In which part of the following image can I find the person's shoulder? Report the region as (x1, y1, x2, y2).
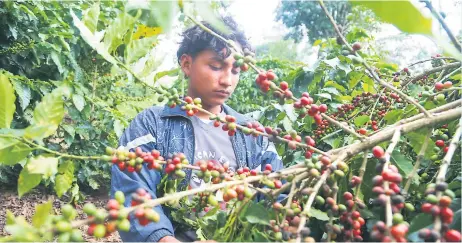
(134, 104, 167, 122)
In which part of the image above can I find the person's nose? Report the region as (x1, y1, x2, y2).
(218, 70, 233, 87)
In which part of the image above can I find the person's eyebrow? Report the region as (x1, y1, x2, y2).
(208, 55, 224, 62)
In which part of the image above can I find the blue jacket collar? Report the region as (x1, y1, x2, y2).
(160, 103, 252, 125)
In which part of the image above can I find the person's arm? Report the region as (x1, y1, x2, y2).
(110, 108, 177, 242)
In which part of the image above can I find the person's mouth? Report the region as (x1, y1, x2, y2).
(214, 90, 230, 97)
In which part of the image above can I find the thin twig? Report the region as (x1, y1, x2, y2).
(401, 62, 461, 87)
(423, 0, 462, 52)
(433, 122, 461, 242)
(382, 128, 402, 230)
(318, 0, 432, 117)
(403, 129, 432, 197)
(408, 57, 458, 67)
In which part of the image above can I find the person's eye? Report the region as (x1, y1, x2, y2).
(209, 65, 221, 71)
(232, 69, 240, 75)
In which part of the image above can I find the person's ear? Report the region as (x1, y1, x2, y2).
(180, 54, 192, 78)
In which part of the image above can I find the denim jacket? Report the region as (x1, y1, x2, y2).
(110, 103, 283, 242)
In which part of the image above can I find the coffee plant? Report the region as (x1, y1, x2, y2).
(1, 0, 461, 242)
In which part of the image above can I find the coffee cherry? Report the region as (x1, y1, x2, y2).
(358, 128, 367, 135)
(279, 81, 289, 91)
(443, 81, 453, 89)
(435, 140, 445, 147)
(117, 219, 131, 232)
(56, 221, 72, 233)
(61, 204, 77, 220)
(107, 199, 120, 210)
(445, 229, 461, 242)
(435, 82, 444, 91)
(83, 203, 97, 216)
(93, 224, 106, 238)
(319, 104, 328, 113)
(352, 42, 361, 51)
(343, 192, 353, 201)
(372, 146, 385, 158)
(265, 164, 272, 171)
(266, 71, 277, 81)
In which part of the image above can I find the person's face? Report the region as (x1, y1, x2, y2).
(180, 48, 241, 110)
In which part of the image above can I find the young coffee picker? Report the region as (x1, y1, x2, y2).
(110, 16, 283, 242)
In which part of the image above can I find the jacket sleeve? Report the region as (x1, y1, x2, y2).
(110, 109, 174, 242)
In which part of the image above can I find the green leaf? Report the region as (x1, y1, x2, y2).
(194, 2, 230, 36)
(50, 51, 66, 74)
(408, 213, 432, 234)
(351, 1, 433, 35)
(70, 10, 118, 65)
(126, 36, 157, 64)
(384, 110, 404, 124)
(406, 129, 436, 159)
(18, 167, 42, 198)
(360, 159, 377, 203)
(324, 80, 346, 93)
(0, 137, 18, 150)
(72, 94, 85, 112)
(0, 73, 16, 129)
(390, 151, 417, 184)
(309, 208, 329, 221)
(242, 203, 270, 225)
(103, 12, 138, 54)
(82, 3, 100, 33)
(313, 39, 322, 46)
(354, 115, 370, 127)
(32, 201, 52, 228)
(322, 87, 340, 96)
(25, 89, 64, 140)
(55, 160, 75, 197)
(362, 78, 376, 94)
(0, 142, 31, 166)
(11, 79, 31, 111)
(348, 72, 363, 90)
(252, 230, 269, 242)
(26, 156, 58, 179)
(315, 93, 332, 100)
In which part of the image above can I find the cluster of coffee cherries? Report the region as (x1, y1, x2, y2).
(212, 114, 239, 136)
(154, 87, 180, 108)
(369, 146, 411, 242)
(271, 200, 313, 242)
(194, 160, 233, 184)
(313, 91, 399, 138)
(233, 51, 255, 73)
(327, 192, 367, 242)
(255, 69, 279, 93)
(293, 92, 328, 125)
(83, 191, 131, 239)
(419, 183, 460, 242)
(102, 147, 164, 173)
(163, 153, 191, 178)
(434, 81, 453, 91)
(181, 96, 202, 116)
(129, 189, 161, 226)
(391, 67, 411, 83)
(50, 205, 84, 242)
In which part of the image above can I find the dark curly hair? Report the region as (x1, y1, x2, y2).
(176, 16, 253, 63)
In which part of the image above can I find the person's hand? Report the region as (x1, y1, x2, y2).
(193, 240, 216, 243)
(159, 236, 181, 242)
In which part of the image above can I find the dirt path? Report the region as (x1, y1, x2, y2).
(0, 188, 121, 242)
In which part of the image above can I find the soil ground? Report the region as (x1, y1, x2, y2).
(0, 187, 121, 242)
